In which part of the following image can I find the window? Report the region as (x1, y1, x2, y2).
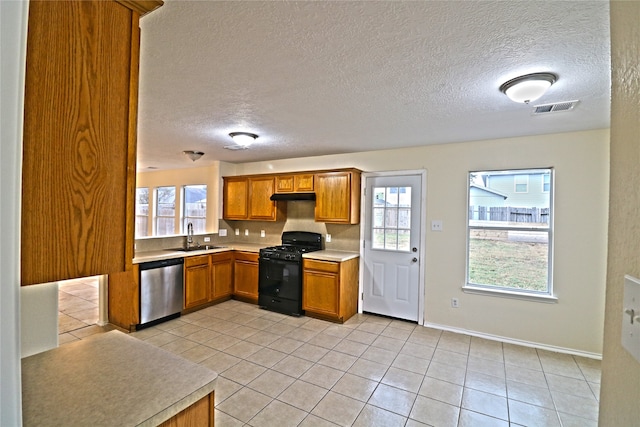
(183, 185, 207, 233)
(372, 186, 412, 251)
(514, 175, 528, 193)
(135, 188, 149, 237)
(467, 168, 553, 297)
(155, 186, 176, 236)
(543, 173, 550, 192)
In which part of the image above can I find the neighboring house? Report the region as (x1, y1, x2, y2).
(469, 185, 507, 220)
(482, 170, 551, 208)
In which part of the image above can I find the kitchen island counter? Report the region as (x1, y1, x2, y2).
(22, 330, 217, 426)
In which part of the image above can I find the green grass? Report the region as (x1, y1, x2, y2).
(468, 238, 548, 292)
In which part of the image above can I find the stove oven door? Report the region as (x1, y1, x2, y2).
(258, 257, 303, 315)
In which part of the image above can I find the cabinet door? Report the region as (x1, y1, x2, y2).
(248, 176, 277, 220)
(184, 256, 210, 309)
(223, 177, 249, 220)
(275, 175, 295, 193)
(303, 268, 340, 317)
(21, 1, 141, 285)
(211, 253, 233, 300)
(315, 172, 352, 223)
(233, 252, 259, 303)
(294, 174, 314, 192)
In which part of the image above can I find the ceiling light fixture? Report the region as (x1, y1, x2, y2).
(500, 72, 557, 104)
(229, 132, 258, 147)
(183, 150, 204, 161)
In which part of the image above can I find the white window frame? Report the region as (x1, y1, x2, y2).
(155, 186, 176, 236)
(464, 168, 556, 303)
(135, 187, 149, 238)
(182, 184, 207, 234)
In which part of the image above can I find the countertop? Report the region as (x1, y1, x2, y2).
(303, 250, 359, 262)
(134, 244, 359, 264)
(21, 330, 217, 427)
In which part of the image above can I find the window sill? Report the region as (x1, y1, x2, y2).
(462, 285, 558, 303)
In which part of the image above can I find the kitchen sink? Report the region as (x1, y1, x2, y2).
(166, 246, 225, 252)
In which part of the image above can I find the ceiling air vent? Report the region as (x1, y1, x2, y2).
(533, 100, 580, 115)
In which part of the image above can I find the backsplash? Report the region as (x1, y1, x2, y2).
(135, 200, 360, 253)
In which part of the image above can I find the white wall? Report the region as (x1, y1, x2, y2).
(231, 129, 609, 355)
(136, 162, 221, 235)
(0, 0, 28, 423)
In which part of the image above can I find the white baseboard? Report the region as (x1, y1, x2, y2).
(424, 322, 602, 360)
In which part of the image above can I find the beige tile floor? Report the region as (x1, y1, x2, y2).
(60, 296, 601, 427)
(58, 277, 100, 343)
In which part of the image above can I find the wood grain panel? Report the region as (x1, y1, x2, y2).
(248, 176, 277, 220)
(222, 177, 248, 219)
(22, 1, 134, 285)
(157, 392, 214, 427)
(107, 264, 140, 331)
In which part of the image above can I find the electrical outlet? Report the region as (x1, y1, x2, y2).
(451, 298, 459, 308)
(431, 220, 443, 232)
(260, 230, 266, 238)
(219, 229, 227, 237)
(235, 229, 240, 236)
(244, 229, 249, 236)
(326, 234, 332, 243)
(203, 237, 211, 242)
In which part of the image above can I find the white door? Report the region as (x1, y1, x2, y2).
(362, 174, 422, 322)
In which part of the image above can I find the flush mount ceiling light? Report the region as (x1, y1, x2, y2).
(500, 72, 557, 104)
(182, 150, 204, 161)
(229, 132, 258, 147)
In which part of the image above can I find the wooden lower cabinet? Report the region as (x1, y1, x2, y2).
(302, 257, 359, 323)
(184, 255, 211, 309)
(184, 252, 234, 310)
(157, 392, 215, 427)
(233, 251, 259, 304)
(211, 252, 233, 301)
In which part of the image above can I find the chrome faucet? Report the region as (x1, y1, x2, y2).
(186, 222, 194, 248)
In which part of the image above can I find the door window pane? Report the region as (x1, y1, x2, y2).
(371, 186, 412, 251)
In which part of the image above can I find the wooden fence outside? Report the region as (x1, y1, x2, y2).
(469, 206, 550, 224)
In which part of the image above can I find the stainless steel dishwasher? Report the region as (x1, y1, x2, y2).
(138, 258, 184, 328)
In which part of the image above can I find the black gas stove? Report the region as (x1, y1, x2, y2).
(259, 231, 323, 261)
(258, 231, 322, 316)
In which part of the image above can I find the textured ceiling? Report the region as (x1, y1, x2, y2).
(137, 0, 610, 171)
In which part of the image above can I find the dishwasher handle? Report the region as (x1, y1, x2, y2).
(139, 257, 184, 271)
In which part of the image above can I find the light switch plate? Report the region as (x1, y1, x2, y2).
(622, 275, 640, 362)
(260, 230, 265, 238)
(203, 237, 211, 242)
(235, 229, 240, 236)
(431, 220, 443, 232)
(219, 229, 227, 237)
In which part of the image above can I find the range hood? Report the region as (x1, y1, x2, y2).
(270, 192, 316, 202)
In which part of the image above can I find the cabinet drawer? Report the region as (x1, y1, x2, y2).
(303, 259, 340, 273)
(185, 255, 209, 267)
(234, 251, 259, 263)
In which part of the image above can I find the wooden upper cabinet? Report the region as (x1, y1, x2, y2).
(223, 176, 285, 221)
(21, 0, 161, 286)
(315, 170, 361, 224)
(223, 177, 249, 220)
(248, 176, 278, 220)
(275, 174, 314, 193)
